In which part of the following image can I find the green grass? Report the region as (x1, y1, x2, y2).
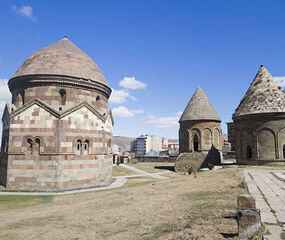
(142, 223, 179, 240)
(0, 195, 54, 209)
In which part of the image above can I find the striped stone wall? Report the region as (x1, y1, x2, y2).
(1, 99, 113, 191)
(12, 85, 108, 114)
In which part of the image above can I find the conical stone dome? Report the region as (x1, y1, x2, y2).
(233, 65, 285, 118)
(10, 37, 109, 87)
(179, 87, 221, 122)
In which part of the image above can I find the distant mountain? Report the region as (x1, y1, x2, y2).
(113, 136, 136, 151)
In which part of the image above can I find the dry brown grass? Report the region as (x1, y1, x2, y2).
(0, 166, 247, 240)
(112, 165, 137, 176)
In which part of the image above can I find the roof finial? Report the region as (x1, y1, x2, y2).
(64, 35, 67, 39)
(260, 64, 264, 68)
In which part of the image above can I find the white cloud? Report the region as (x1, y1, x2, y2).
(112, 106, 143, 118)
(147, 111, 182, 130)
(273, 77, 285, 87)
(12, 5, 37, 22)
(0, 79, 11, 101)
(119, 77, 147, 90)
(0, 79, 10, 117)
(109, 88, 137, 104)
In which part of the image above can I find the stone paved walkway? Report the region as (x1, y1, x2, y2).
(244, 169, 285, 240)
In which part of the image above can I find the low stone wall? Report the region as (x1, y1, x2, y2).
(223, 151, 236, 160)
(136, 156, 177, 162)
(175, 150, 221, 172)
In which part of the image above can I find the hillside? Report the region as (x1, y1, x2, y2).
(113, 136, 136, 151)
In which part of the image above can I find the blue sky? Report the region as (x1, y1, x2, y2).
(1, 0, 285, 139)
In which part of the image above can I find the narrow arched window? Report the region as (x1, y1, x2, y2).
(77, 140, 82, 150)
(83, 140, 89, 155)
(27, 138, 33, 155)
(283, 145, 285, 159)
(59, 89, 66, 105)
(76, 139, 82, 155)
(247, 145, 252, 159)
(35, 138, 41, 155)
(193, 134, 199, 152)
(96, 95, 100, 102)
(84, 140, 89, 150)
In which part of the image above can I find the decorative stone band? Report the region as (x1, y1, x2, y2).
(8, 74, 112, 99)
(8, 98, 114, 125)
(232, 111, 285, 122)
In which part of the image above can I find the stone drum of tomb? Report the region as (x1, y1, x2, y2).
(233, 65, 285, 165)
(0, 37, 114, 191)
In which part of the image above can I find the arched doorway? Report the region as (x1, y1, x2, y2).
(247, 145, 252, 159)
(193, 134, 199, 152)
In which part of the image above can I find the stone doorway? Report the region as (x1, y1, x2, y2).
(193, 134, 199, 152)
(247, 145, 252, 159)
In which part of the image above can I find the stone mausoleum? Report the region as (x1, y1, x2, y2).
(176, 87, 222, 171)
(233, 65, 285, 165)
(0, 37, 114, 191)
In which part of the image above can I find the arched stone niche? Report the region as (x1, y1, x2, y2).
(190, 129, 201, 152)
(277, 128, 285, 159)
(202, 128, 212, 150)
(213, 128, 220, 149)
(257, 128, 275, 159)
(241, 129, 256, 159)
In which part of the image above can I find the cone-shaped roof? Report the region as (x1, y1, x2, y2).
(233, 65, 285, 118)
(179, 87, 221, 122)
(10, 37, 109, 86)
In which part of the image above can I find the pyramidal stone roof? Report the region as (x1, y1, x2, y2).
(179, 87, 221, 122)
(233, 65, 285, 118)
(10, 37, 109, 86)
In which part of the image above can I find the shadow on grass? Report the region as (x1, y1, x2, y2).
(221, 214, 238, 238)
(220, 233, 238, 238)
(154, 166, 175, 172)
(224, 215, 237, 220)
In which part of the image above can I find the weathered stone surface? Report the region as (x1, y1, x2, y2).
(179, 87, 221, 122)
(178, 87, 222, 171)
(234, 65, 285, 117)
(11, 37, 109, 86)
(231, 65, 285, 165)
(238, 209, 262, 240)
(237, 194, 256, 209)
(0, 38, 114, 192)
(175, 151, 221, 172)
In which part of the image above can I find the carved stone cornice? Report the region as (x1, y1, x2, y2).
(8, 74, 112, 98)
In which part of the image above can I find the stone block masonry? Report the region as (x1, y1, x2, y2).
(0, 37, 114, 191)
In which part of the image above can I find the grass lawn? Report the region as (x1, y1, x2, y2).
(127, 162, 175, 173)
(0, 165, 247, 240)
(112, 165, 137, 176)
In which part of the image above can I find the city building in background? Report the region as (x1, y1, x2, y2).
(162, 138, 169, 149)
(130, 135, 178, 157)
